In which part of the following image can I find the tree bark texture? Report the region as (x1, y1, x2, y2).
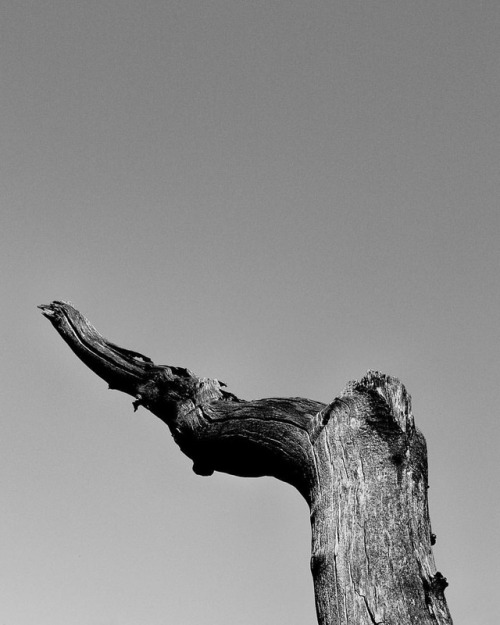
(39, 301, 453, 625)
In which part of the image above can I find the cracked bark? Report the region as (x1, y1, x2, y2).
(39, 301, 453, 625)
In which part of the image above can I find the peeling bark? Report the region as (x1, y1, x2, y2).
(39, 301, 453, 625)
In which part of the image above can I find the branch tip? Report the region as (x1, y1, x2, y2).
(38, 303, 56, 318)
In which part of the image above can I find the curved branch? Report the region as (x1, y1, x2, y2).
(39, 301, 159, 393)
(38, 302, 321, 490)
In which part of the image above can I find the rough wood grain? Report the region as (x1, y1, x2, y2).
(39, 301, 453, 625)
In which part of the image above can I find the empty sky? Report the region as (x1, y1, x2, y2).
(1, 1, 499, 623)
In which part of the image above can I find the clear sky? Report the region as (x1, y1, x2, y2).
(1, 1, 498, 623)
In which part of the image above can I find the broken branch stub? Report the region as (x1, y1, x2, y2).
(39, 301, 453, 625)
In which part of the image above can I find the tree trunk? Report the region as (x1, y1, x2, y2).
(39, 301, 453, 625)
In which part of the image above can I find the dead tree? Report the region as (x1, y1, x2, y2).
(39, 301, 453, 625)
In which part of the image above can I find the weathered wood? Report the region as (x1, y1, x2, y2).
(39, 301, 453, 625)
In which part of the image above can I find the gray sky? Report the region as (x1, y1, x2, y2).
(1, 1, 498, 623)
